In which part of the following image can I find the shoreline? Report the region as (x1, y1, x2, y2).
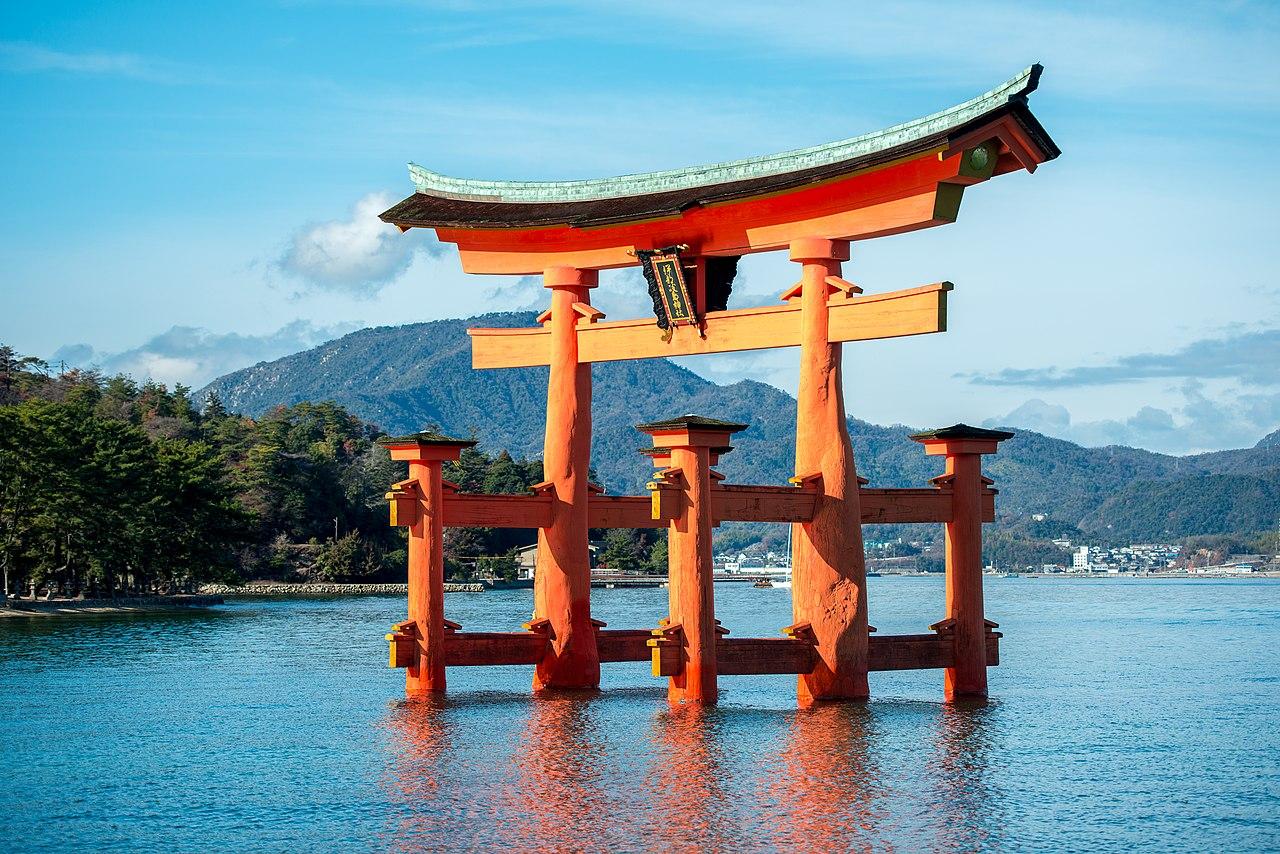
(198, 582, 486, 596)
(1, 594, 225, 618)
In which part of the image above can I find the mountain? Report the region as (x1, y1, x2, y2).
(1258, 428, 1280, 449)
(201, 313, 1280, 541)
(1081, 469, 1280, 541)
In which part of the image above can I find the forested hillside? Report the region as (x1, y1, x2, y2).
(0, 345, 557, 597)
(201, 314, 1280, 544)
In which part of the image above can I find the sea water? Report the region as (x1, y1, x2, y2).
(2, 577, 1277, 852)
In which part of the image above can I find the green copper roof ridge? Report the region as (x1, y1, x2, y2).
(407, 65, 1042, 204)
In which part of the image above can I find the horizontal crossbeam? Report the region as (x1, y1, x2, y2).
(468, 283, 950, 369)
(433, 485, 994, 530)
(433, 629, 999, 673)
(650, 633, 1000, 676)
(867, 632, 1000, 670)
(444, 631, 547, 666)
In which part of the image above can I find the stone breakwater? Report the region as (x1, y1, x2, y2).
(2, 594, 224, 617)
(198, 583, 485, 595)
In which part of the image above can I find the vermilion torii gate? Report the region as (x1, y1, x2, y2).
(379, 66, 1058, 705)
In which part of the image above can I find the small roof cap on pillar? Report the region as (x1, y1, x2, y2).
(909, 423, 1015, 443)
(636, 414, 749, 433)
(377, 429, 478, 448)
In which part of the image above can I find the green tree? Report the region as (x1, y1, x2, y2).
(647, 532, 668, 574)
(598, 528, 649, 572)
(476, 552, 519, 582)
(311, 532, 381, 581)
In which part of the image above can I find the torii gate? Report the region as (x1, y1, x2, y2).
(379, 66, 1058, 705)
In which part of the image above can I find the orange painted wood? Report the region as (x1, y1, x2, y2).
(442, 493, 553, 528)
(650, 640, 683, 677)
(586, 495, 664, 529)
(789, 239, 870, 704)
(649, 633, 997, 676)
(430, 629, 1000, 671)
(712, 486, 817, 524)
(596, 628, 654, 662)
(532, 271, 601, 689)
(386, 630, 415, 668)
(444, 631, 548, 666)
(468, 283, 950, 369)
(858, 488, 951, 523)
(388, 490, 418, 527)
(866, 633, 1000, 671)
(666, 444, 718, 704)
(436, 145, 977, 274)
(406, 458, 447, 695)
(716, 638, 817, 676)
(940, 451, 988, 700)
(857, 488, 994, 523)
(431, 485, 992, 531)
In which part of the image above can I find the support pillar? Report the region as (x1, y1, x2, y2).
(787, 237, 869, 703)
(380, 432, 475, 696)
(639, 415, 747, 705)
(533, 266, 601, 690)
(911, 424, 1013, 701)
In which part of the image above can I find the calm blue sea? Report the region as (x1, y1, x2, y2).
(2, 578, 1278, 852)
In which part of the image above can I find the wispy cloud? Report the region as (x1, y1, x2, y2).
(965, 329, 1280, 389)
(277, 192, 443, 297)
(0, 41, 180, 82)
(482, 275, 545, 312)
(52, 320, 360, 389)
(986, 380, 1280, 454)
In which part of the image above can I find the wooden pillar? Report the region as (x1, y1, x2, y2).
(533, 266, 601, 690)
(380, 432, 475, 696)
(911, 425, 1013, 700)
(787, 237, 869, 704)
(639, 415, 747, 705)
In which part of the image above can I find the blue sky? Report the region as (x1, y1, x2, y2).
(2, 1, 1278, 453)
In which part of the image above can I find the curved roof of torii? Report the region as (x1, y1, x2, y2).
(381, 65, 1058, 232)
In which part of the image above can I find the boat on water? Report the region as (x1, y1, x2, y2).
(866, 571, 882, 577)
(753, 578, 774, 588)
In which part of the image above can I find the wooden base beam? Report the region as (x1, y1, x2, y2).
(648, 632, 1001, 678)
(389, 627, 1002, 677)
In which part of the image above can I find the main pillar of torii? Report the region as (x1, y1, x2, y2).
(531, 266, 601, 690)
(787, 237, 870, 703)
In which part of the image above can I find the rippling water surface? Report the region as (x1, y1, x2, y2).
(3, 578, 1278, 852)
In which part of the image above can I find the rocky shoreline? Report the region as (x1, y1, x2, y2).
(1, 594, 225, 617)
(197, 582, 485, 596)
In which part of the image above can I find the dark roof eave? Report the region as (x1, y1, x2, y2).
(637, 415, 750, 433)
(909, 424, 1016, 443)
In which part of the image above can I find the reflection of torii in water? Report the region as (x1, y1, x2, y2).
(378, 65, 1058, 706)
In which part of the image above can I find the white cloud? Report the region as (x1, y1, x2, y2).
(965, 328, 1280, 389)
(481, 275, 545, 313)
(987, 385, 1280, 454)
(0, 41, 177, 82)
(278, 192, 441, 296)
(53, 320, 360, 389)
